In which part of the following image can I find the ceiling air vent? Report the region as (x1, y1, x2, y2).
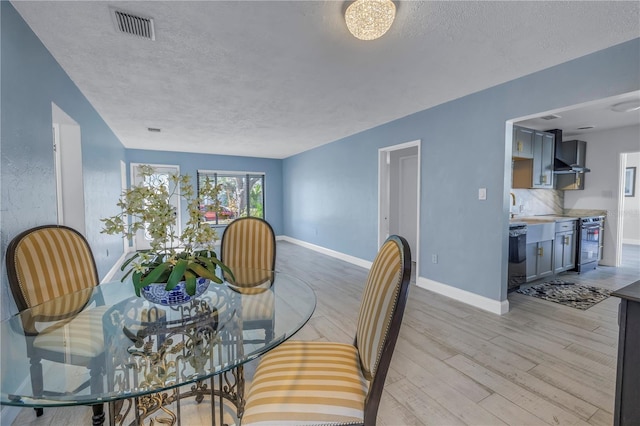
(111, 9, 155, 40)
(539, 114, 562, 121)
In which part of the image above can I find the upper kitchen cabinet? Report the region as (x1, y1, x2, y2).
(532, 131, 555, 188)
(513, 126, 534, 159)
(512, 126, 555, 189)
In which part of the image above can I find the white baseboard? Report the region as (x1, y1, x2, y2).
(101, 250, 131, 283)
(416, 277, 509, 315)
(277, 236, 373, 270)
(278, 236, 508, 315)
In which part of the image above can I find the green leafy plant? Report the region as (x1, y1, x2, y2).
(101, 165, 233, 296)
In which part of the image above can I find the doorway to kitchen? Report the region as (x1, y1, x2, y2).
(52, 103, 85, 234)
(378, 140, 421, 282)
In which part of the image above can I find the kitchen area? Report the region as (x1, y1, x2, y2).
(505, 91, 640, 293)
(504, 94, 640, 426)
(507, 125, 607, 292)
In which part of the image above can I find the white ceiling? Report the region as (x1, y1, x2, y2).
(11, 1, 640, 159)
(516, 91, 640, 138)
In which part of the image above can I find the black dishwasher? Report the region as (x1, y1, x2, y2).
(508, 224, 527, 292)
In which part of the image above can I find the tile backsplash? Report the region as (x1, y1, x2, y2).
(510, 188, 564, 216)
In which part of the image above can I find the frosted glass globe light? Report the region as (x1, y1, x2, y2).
(345, 0, 396, 41)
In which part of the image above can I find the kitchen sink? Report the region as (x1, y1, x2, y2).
(526, 222, 556, 243)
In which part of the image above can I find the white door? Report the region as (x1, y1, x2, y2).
(130, 164, 180, 251)
(378, 141, 421, 277)
(52, 103, 85, 234)
(398, 154, 419, 256)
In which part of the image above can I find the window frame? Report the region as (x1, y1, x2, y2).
(197, 170, 266, 226)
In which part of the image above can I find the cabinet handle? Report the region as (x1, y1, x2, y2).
(576, 175, 581, 187)
(517, 141, 523, 152)
(538, 247, 544, 257)
(541, 175, 547, 184)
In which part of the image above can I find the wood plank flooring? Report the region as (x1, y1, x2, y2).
(12, 242, 639, 425)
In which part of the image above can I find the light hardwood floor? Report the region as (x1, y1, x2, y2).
(12, 242, 639, 425)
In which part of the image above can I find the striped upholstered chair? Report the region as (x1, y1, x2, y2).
(221, 217, 276, 343)
(241, 235, 411, 426)
(5, 225, 107, 422)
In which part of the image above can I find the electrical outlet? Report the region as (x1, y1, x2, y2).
(432, 254, 438, 264)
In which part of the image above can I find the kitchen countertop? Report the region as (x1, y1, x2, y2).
(509, 211, 606, 227)
(509, 216, 579, 226)
(612, 280, 640, 303)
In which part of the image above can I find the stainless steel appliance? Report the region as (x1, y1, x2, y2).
(547, 129, 590, 190)
(508, 223, 527, 291)
(575, 216, 604, 272)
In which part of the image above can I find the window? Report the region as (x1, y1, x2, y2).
(197, 171, 265, 225)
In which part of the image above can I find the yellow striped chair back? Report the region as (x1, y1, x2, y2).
(356, 235, 410, 381)
(221, 217, 276, 287)
(241, 235, 410, 425)
(6, 225, 99, 314)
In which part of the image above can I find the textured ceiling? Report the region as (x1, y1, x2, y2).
(11, 1, 640, 159)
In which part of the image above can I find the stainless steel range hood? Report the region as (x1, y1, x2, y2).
(547, 129, 591, 174)
(554, 140, 591, 174)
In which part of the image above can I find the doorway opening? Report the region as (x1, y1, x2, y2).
(618, 151, 640, 267)
(378, 140, 421, 281)
(130, 163, 181, 251)
(52, 103, 85, 234)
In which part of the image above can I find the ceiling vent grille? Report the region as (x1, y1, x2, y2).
(539, 114, 562, 121)
(111, 9, 155, 40)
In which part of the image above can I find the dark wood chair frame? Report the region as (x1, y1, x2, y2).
(6, 225, 106, 425)
(359, 235, 411, 426)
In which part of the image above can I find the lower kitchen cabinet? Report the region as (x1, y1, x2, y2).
(553, 220, 576, 274)
(526, 240, 554, 282)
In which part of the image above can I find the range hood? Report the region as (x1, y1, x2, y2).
(547, 129, 591, 174)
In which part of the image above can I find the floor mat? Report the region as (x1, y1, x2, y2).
(516, 279, 612, 310)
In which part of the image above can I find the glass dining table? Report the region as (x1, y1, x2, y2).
(0, 268, 316, 426)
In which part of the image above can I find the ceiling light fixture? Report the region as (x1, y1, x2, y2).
(611, 100, 640, 113)
(345, 0, 396, 41)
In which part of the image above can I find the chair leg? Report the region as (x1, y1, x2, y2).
(29, 356, 44, 417)
(266, 320, 274, 342)
(91, 404, 105, 426)
(90, 360, 105, 426)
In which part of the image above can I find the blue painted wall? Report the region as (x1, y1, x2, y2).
(126, 149, 283, 235)
(2, 0, 638, 316)
(1, 2, 127, 317)
(284, 38, 640, 303)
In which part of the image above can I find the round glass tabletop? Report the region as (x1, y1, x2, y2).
(0, 269, 316, 408)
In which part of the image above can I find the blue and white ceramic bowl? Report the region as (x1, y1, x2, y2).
(140, 278, 210, 306)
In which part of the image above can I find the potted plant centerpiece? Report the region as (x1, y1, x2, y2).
(101, 165, 233, 305)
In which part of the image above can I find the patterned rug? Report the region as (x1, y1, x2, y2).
(516, 279, 612, 310)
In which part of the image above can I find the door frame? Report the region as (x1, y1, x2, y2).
(378, 139, 421, 278)
(52, 103, 85, 234)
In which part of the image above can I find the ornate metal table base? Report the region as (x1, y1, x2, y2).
(109, 367, 243, 426)
(106, 294, 245, 426)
